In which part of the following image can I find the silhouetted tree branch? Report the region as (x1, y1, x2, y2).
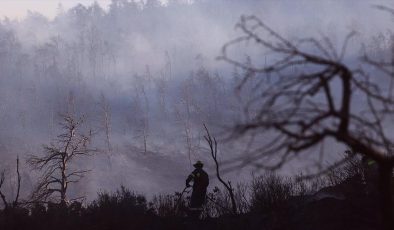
(28, 113, 94, 205)
(204, 124, 237, 214)
(220, 15, 394, 229)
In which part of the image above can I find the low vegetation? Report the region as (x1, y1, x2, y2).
(0, 155, 390, 230)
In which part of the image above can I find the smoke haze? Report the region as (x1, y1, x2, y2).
(0, 0, 393, 201)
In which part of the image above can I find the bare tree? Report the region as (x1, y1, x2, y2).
(28, 114, 93, 205)
(140, 86, 150, 154)
(99, 93, 112, 153)
(174, 105, 193, 167)
(220, 15, 394, 229)
(131, 73, 150, 154)
(155, 75, 168, 117)
(175, 77, 198, 167)
(0, 156, 22, 210)
(204, 124, 237, 214)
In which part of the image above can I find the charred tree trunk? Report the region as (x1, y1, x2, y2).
(0, 170, 8, 209)
(0, 157, 22, 209)
(12, 156, 21, 208)
(60, 155, 67, 206)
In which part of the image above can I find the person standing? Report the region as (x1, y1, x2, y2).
(185, 161, 209, 219)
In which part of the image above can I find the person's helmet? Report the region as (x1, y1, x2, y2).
(193, 160, 204, 168)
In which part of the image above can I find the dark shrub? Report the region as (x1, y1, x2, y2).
(250, 173, 294, 214)
(84, 186, 149, 229)
(88, 185, 147, 214)
(149, 192, 188, 217)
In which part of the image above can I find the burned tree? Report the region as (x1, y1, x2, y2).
(28, 114, 93, 205)
(0, 157, 22, 210)
(204, 124, 237, 214)
(131, 73, 151, 154)
(220, 15, 394, 229)
(99, 93, 112, 153)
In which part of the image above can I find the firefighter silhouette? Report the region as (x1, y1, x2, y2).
(185, 160, 209, 218)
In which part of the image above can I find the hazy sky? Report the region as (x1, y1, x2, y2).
(0, 0, 392, 21)
(0, 0, 183, 19)
(0, 0, 111, 19)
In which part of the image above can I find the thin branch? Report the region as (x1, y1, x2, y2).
(204, 124, 237, 214)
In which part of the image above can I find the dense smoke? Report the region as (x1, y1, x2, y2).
(0, 0, 393, 201)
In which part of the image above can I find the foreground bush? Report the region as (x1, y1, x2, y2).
(250, 173, 295, 214)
